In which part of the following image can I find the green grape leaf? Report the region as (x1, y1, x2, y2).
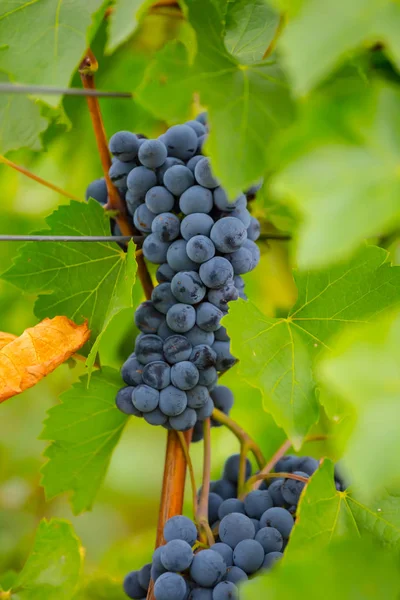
(224, 245, 400, 446)
(243, 535, 400, 600)
(0, 0, 105, 107)
(10, 519, 82, 600)
(224, 0, 280, 64)
(40, 367, 128, 515)
(2, 199, 137, 373)
(106, 0, 144, 53)
(273, 84, 400, 269)
(74, 577, 126, 600)
(187, 0, 294, 197)
(0, 74, 47, 154)
(320, 312, 400, 500)
(278, 0, 400, 94)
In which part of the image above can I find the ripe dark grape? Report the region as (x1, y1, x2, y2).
(123, 571, 146, 599)
(135, 334, 164, 364)
(179, 185, 213, 215)
(186, 326, 215, 347)
(255, 527, 283, 554)
(232, 539, 264, 574)
(223, 454, 252, 484)
(132, 385, 159, 412)
(169, 407, 198, 431)
(190, 549, 226, 587)
(152, 213, 180, 242)
(213, 581, 239, 600)
(186, 385, 210, 409)
(151, 284, 177, 315)
(86, 178, 108, 204)
(163, 515, 198, 546)
(199, 257, 234, 289)
(145, 185, 175, 214)
(171, 271, 207, 304)
(187, 235, 216, 263)
(164, 165, 194, 195)
(138, 139, 167, 168)
(262, 552, 283, 570)
(134, 203, 155, 233)
(219, 513, 255, 548)
(281, 471, 309, 505)
(159, 385, 187, 416)
(164, 124, 198, 160)
(109, 131, 139, 161)
(218, 499, 245, 520)
(259, 507, 294, 539)
(163, 335, 192, 364)
(109, 159, 136, 188)
(142, 361, 171, 389)
(160, 539, 193, 572)
(210, 218, 247, 253)
(171, 361, 199, 390)
(144, 408, 168, 426)
(194, 157, 219, 189)
(181, 213, 214, 240)
(166, 304, 196, 333)
(115, 387, 142, 416)
(243, 490, 273, 519)
(223, 567, 248, 584)
(127, 166, 157, 197)
(154, 572, 187, 600)
(167, 240, 198, 272)
(121, 353, 143, 386)
(211, 543, 233, 568)
(142, 234, 170, 264)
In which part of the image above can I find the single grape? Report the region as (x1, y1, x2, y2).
(212, 341, 236, 371)
(186, 385, 210, 409)
(179, 185, 213, 215)
(196, 396, 214, 419)
(214, 325, 230, 342)
(154, 572, 187, 600)
(157, 319, 176, 340)
(226, 247, 253, 275)
(242, 239, 260, 269)
(199, 257, 234, 289)
(255, 527, 283, 554)
(259, 507, 294, 538)
(171, 361, 199, 390)
(138, 139, 168, 168)
(212, 543, 233, 568)
(190, 549, 226, 587)
(281, 471, 309, 505)
(145, 186, 175, 214)
(208, 282, 239, 312)
(171, 271, 206, 304)
(127, 166, 157, 197)
(115, 386, 142, 416)
(109, 159, 135, 188)
(186, 119, 207, 137)
(135, 334, 164, 364)
(160, 539, 194, 572)
(274, 455, 301, 473)
(192, 420, 204, 443)
(181, 213, 214, 240)
(151, 283, 176, 315)
(213, 581, 239, 600)
(212, 479, 236, 500)
(190, 344, 217, 370)
(210, 386, 234, 413)
(186, 235, 216, 264)
(134, 203, 155, 233)
(267, 479, 285, 506)
(159, 385, 187, 416)
(157, 157, 184, 184)
(123, 571, 146, 599)
(156, 263, 176, 283)
(166, 304, 196, 333)
(185, 326, 215, 346)
(247, 217, 260, 241)
(164, 124, 198, 160)
(226, 206, 251, 228)
(194, 157, 219, 189)
(163, 335, 192, 364)
(109, 131, 140, 161)
(219, 513, 255, 548)
(196, 303, 223, 332)
(138, 563, 152, 590)
(152, 213, 181, 242)
(121, 353, 143, 386)
(198, 366, 218, 388)
(233, 275, 245, 290)
(261, 552, 283, 570)
(142, 361, 171, 389)
(132, 385, 160, 412)
(244, 490, 273, 519)
(218, 499, 245, 520)
(164, 165, 195, 195)
(296, 457, 319, 476)
(164, 515, 198, 546)
(135, 301, 164, 333)
(210, 218, 247, 253)
(142, 234, 170, 264)
(223, 454, 252, 483)
(186, 155, 205, 173)
(232, 539, 264, 574)
(86, 178, 108, 204)
(196, 111, 208, 125)
(223, 567, 248, 585)
(169, 407, 198, 431)
(167, 240, 198, 272)
(144, 408, 168, 426)
(213, 188, 246, 212)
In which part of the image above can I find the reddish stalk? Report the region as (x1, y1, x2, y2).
(79, 49, 153, 299)
(252, 439, 292, 490)
(251, 472, 309, 485)
(0, 155, 80, 201)
(196, 419, 214, 546)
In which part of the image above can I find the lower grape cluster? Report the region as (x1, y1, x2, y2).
(85, 113, 262, 437)
(123, 453, 347, 600)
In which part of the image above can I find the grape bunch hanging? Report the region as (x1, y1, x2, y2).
(86, 114, 262, 439)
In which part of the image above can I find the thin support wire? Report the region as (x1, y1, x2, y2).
(0, 83, 132, 98)
(0, 235, 144, 243)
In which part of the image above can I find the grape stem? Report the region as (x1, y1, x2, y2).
(196, 419, 215, 546)
(177, 431, 198, 516)
(250, 471, 309, 485)
(252, 439, 292, 491)
(78, 49, 154, 300)
(211, 408, 265, 495)
(0, 155, 80, 201)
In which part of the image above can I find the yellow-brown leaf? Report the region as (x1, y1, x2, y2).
(0, 317, 90, 402)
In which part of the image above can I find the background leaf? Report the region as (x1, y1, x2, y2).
(106, 0, 144, 54)
(2, 200, 137, 372)
(40, 367, 128, 515)
(11, 519, 82, 600)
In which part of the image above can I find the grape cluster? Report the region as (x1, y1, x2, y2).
(123, 452, 345, 600)
(86, 114, 262, 435)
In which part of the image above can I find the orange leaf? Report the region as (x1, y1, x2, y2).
(0, 317, 90, 402)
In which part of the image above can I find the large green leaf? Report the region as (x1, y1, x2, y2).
(287, 460, 400, 552)
(10, 519, 82, 600)
(0, 74, 47, 154)
(40, 367, 128, 515)
(277, 0, 400, 94)
(243, 535, 400, 600)
(2, 200, 137, 372)
(320, 312, 400, 500)
(0, 0, 105, 107)
(106, 0, 144, 53)
(224, 245, 400, 445)
(224, 0, 280, 64)
(273, 83, 400, 268)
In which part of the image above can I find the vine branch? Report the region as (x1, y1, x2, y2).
(196, 419, 214, 546)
